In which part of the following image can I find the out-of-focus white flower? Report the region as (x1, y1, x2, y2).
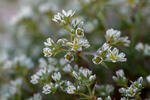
(30, 74, 39, 84)
(116, 69, 125, 77)
(43, 48, 53, 57)
(10, 6, 33, 25)
(144, 44, 150, 56)
(135, 43, 150, 56)
(44, 38, 54, 47)
(48, 57, 57, 65)
(39, 2, 57, 13)
(97, 97, 103, 100)
(66, 85, 76, 94)
(42, 83, 53, 94)
(10, 78, 23, 87)
(106, 96, 111, 100)
(63, 64, 72, 72)
(59, 58, 67, 66)
(112, 69, 127, 86)
(39, 58, 47, 68)
(3, 60, 12, 69)
(106, 48, 127, 62)
(135, 42, 144, 51)
(89, 75, 96, 81)
(26, 93, 42, 100)
(146, 75, 150, 83)
(120, 97, 128, 100)
(52, 72, 61, 81)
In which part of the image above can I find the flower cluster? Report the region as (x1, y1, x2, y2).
(43, 10, 90, 62)
(2, 55, 34, 70)
(72, 67, 96, 85)
(135, 42, 150, 56)
(30, 57, 60, 84)
(92, 37, 127, 65)
(30, 57, 97, 99)
(52, 10, 75, 25)
(112, 69, 128, 87)
(119, 77, 143, 98)
(0, 78, 23, 100)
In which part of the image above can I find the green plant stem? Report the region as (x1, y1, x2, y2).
(87, 85, 93, 97)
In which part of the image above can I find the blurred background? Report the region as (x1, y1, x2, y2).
(0, 0, 150, 99)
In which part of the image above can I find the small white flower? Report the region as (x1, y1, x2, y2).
(119, 37, 130, 47)
(89, 75, 96, 81)
(66, 85, 76, 94)
(135, 42, 144, 51)
(10, 6, 33, 25)
(80, 68, 92, 78)
(27, 93, 42, 100)
(59, 58, 67, 66)
(44, 38, 54, 47)
(64, 52, 74, 62)
(75, 28, 84, 37)
(116, 69, 125, 77)
(43, 48, 53, 57)
(106, 48, 126, 62)
(52, 72, 61, 81)
(92, 55, 103, 64)
(30, 75, 39, 84)
(62, 10, 75, 17)
(36, 68, 46, 76)
(42, 83, 53, 94)
(144, 44, 150, 56)
(39, 58, 47, 68)
(146, 75, 150, 83)
(97, 97, 103, 100)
